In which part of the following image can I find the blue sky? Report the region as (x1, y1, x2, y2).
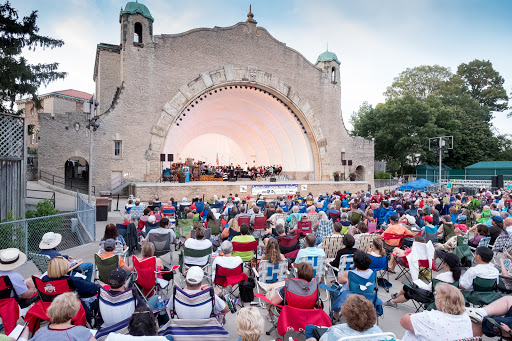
(14, 0, 512, 134)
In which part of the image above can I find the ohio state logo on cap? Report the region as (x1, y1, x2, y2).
(44, 283, 56, 293)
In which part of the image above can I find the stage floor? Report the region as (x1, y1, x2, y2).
(135, 180, 370, 201)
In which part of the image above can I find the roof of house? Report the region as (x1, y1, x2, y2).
(52, 90, 92, 101)
(465, 161, 512, 169)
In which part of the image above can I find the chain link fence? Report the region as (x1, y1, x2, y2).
(0, 193, 95, 260)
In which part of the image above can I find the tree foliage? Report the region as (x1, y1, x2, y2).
(0, 1, 66, 113)
(353, 60, 511, 173)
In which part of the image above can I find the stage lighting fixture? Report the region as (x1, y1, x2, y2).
(195, 101, 198, 104)
(187, 108, 190, 111)
(179, 118, 182, 121)
(183, 113, 186, 116)
(200, 97, 203, 100)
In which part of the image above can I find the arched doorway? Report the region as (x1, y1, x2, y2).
(162, 84, 315, 179)
(355, 165, 365, 181)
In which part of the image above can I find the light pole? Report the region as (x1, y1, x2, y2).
(86, 97, 99, 204)
(429, 136, 453, 191)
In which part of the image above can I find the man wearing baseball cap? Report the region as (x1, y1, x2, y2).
(99, 239, 132, 272)
(166, 266, 229, 319)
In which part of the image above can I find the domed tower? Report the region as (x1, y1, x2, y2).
(119, 1, 154, 49)
(315, 49, 341, 84)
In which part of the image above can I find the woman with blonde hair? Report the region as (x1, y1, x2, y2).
(236, 307, 264, 341)
(139, 242, 173, 281)
(401, 283, 472, 340)
(30, 292, 96, 340)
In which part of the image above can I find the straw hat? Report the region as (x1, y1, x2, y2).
(39, 232, 62, 250)
(0, 248, 27, 271)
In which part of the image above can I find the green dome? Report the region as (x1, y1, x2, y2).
(316, 50, 340, 65)
(120, 1, 154, 22)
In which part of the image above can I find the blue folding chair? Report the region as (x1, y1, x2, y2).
(370, 255, 391, 292)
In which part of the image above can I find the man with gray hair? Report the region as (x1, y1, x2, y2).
(211, 240, 243, 280)
(505, 216, 512, 236)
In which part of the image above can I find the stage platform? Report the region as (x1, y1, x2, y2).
(135, 180, 370, 201)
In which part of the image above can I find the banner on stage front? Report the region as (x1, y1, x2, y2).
(252, 184, 298, 196)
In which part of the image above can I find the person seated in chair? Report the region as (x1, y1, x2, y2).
(99, 239, 133, 272)
(467, 295, 512, 338)
(183, 226, 212, 267)
(0, 248, 38, 308)
(437, 214, 455, 243)
(147, 217, 176, 245)
(382, 215, 418, 253)
(211, 241, 243, 281)
(329, 234, 357, 272)
(38, 232, 94, 282)
(105, 306, 172, 340)
(384, 253, 461, 309)
(293, 234, 325, 268)
(101, 224, 127, 250)
(231, 224, 257, 262)
(138, 242, 174, 281)
(236, 307, 264, 341)
(305, 294, 382, 341)
(434, 226, 463, 261)
(28, 292, 96, 341)
(267, 262, 314, 308)
(459, 246, 499, 291)
(166, 266, 229, 318)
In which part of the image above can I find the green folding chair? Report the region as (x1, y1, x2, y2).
(179, 246, 213, 284)
(94, 254, 121, 284)
(463, 277, 503, 307)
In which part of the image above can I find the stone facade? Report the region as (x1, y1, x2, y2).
(39, 4, 374, 192)
(136, 181, 370, 203)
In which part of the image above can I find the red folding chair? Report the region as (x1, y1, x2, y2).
(255, 277, 331, 336)
(25, 276, 87, 332)
(252, 216, 267, 237)
(295, 221, 312, 237)
(237, 216, 251, 226)
(232, 240, 258, 266)
(381, 232, 404, 249)
(214, 264, 248, 305)
(328, 212, 339, 221)
(132, 256, 179, 301)
(0, 276, 20, 335)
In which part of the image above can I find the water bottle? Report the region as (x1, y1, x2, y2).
(157, 295, 165, 315)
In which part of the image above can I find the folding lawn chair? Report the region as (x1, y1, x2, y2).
(25, 276, 87, 332)
(252, 260, 289, 307)
(321, 235, 344, 259)
(407, 278, 459, 312)
(214, 264, 248, 306)
(462, 277, 503, 307)
(470, 237, 491, 255)
(367, 221, 378, 234)
(0, 276, 20, 335)
(295, 221, 312, 237)
(180, 246, 213, 283)
(232, 240, 258, 266)
(252, 216, 267, 238)
(356, 234, 374, 252)
(338, 333, 396, 341)
(369, 255, 390, 292)
(162, 205, 176, 219)
(146, 232, 173, 266)
(237, 216, 250, 226)
(97, 286, 136, 328)
(94, 253, 120, 284)
(255, 277, 331, 336)
(394, 241, 436, 284)
(132, 256, 177, 301)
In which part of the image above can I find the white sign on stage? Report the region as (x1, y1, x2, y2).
(252, 184, 298, 196)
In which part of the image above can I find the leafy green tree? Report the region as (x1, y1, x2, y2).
(457, 59, 509, 114)
(384, 65, 452, 99)
(0, 1, 66, 113)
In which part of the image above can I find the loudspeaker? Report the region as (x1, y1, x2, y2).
(497, 174, 504, 189)
(348, 160, 352, 166)
(168, 154, 174, 162)
(342, 160, 347, 166)
(491, 176, 498, 188)
(270, 178, 277, 182)
(160, 154, 166, 162)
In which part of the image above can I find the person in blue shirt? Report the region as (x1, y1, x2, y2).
(294, 234, 326, 267)
(38, 232, 94, 282)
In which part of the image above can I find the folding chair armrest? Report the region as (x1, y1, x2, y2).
(254, 293, 283, 308)
(251, 267, 260, 278)
(319, 283, 340, 293)
(326, 263, 340, 273)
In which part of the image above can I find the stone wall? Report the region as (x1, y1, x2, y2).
(135, 181, 370, 202)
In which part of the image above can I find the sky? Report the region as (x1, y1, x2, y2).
(13, 0, 512, 134)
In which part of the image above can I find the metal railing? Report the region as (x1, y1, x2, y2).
(0, 193, 95, 259)
(39, 169, 95, 195)
(26, 189, 55, 208)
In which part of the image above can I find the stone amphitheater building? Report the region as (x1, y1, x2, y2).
(38, 2, 374, 193)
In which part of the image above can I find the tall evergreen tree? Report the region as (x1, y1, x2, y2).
(0, 1, 66, 114)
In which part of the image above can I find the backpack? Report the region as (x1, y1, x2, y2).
(239, 277, 256, 302)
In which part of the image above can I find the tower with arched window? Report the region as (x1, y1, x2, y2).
(119, 1, 154, 49)
(315, 49, 341, 84)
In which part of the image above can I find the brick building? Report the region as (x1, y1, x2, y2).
(37, 2, 375, 192)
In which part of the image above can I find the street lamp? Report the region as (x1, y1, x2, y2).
(429, 136, 453, 191)
(86, 97, 99, 204)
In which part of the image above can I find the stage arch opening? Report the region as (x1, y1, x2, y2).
(163, 85, 317, 180)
